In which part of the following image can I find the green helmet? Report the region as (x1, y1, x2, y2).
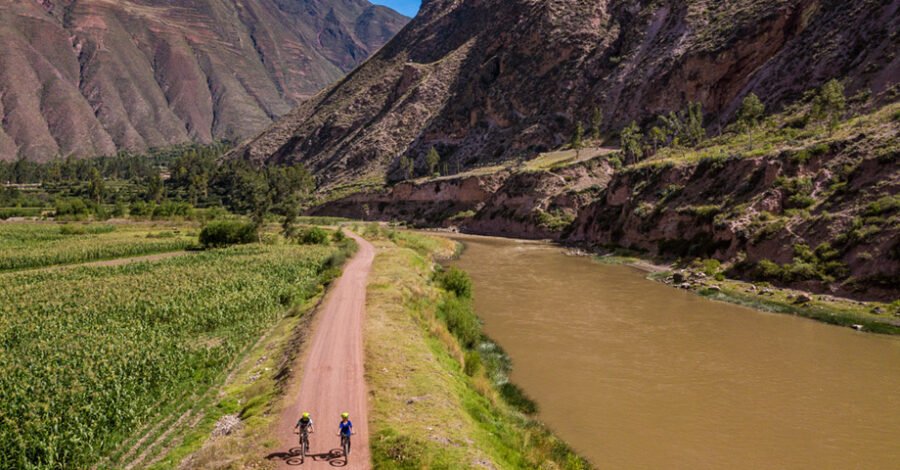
(302, 412, 310, 419)
(341, 412, 349, 419)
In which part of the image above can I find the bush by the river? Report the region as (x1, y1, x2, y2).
(434, 266, 473, 298)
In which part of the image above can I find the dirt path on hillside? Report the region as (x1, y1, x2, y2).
(268, 232, 375, 469)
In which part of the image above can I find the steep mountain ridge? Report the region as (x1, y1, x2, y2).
(235, 0, 898, 186)
(0, 0, 407, 162)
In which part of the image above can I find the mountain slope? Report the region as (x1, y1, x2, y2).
(0, 0, 407, 162)
(234, 0, 898, 186)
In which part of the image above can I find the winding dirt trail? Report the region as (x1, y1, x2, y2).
(270, 232, 375, 469)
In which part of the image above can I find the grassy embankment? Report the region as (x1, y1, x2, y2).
(363, 225, 592, 469)
(0, 220, 355, 469)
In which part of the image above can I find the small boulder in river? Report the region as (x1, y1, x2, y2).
(673, 271, 686, 283)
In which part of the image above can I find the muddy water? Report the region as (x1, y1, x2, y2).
(446, 235, 900, 469)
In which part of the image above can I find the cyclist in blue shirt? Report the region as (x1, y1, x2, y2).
(338, 412, 353, 456)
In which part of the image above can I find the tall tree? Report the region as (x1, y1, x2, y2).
(146, 172, 164, 203)
(621, 121, 643, 165)
(649, 126, 666, 154)
(426, 147, 441, 176)
(88, 168, 105, 205)
(571, 122, 584, 157)
(399, 155, 414, 179)
(591, 108, 603, 141)
(736, 93, 765, 149)
(813, 79, 846, 131)
(685, 101, 706, 147)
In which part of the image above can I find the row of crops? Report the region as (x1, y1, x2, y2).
(0, 223, 196, 271)
(0, 243, 337, 469)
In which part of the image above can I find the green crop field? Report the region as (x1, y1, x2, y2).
(0, 243, 337, 469)
(0, 223, 197, 271)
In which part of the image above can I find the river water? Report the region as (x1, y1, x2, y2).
(445, 234, 900, 469)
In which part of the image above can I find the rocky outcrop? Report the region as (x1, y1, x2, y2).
(236, 0, 899, 186)
(313, 157, 616, 239)
(568, 131, 899, 300)
(0, 0, 407, 162)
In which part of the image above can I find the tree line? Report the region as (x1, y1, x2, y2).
(0, 142, 316, 227)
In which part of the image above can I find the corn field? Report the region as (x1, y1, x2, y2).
(0, 223, 196, 271)
(0, 243, 335, 469)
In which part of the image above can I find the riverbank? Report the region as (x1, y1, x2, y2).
(588, 251, 900, 335)
(362, 225, 592, 469)
(427, 230, 900, 335)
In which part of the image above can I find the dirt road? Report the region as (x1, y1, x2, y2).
(270, 232, 375, 469)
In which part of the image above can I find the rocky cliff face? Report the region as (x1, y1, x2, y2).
(314, 155, 615, 239)
(569, 129, 899, 300)
(0, 0, 407, 162)
(236, 0, 898, 186)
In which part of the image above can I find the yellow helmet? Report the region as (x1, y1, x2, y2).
(302, 412, 310, 418)
(341, 412, 349, 419)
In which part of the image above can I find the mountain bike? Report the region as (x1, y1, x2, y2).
(341, 433, 352, 460)
(298, 427, 311, 456)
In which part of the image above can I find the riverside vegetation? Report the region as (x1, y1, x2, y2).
(362, 225, 591, 468)
(0, 219, 355, 469)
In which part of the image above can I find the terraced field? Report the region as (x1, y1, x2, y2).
(0, 242, 338, 469)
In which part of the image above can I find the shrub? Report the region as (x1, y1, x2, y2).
(787, 194, 816, 209)
(607, 155, 623, 169)
(634, 202, 656, 218)
(756, 259, 783, 279)
(437, 296, 481, 348)
(676, 204, 721, 221)
(434, 267, 473, 298)
(297, 226, 330, 245)
(54, 198, 90, 217)
(128, 201, 155, 218)
(790, 149, 811, 164)
(691, 258, 722, 277)
(863, 195, 900, 217)
(332, 229, 346, 243)
(499, 382, 538, 414)
(199, 220, 257, 248)
(754, 242, 848, 283)
(463, 350, 482, 376)
(152, 200, 194, 219)
(810, 142, 830, 156)
(535, 209, 576, 231)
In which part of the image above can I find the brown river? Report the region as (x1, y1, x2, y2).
(445, 234, 900, 469)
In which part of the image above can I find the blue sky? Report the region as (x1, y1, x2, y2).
(370, 0, 421, 17)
